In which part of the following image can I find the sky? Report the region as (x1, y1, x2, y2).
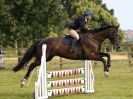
(102, 0, 133, 30)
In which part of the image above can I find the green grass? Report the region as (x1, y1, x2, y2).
(4, 50, 18, 56)
(0, 59, 36, 99)
(0, 59, 133, 99)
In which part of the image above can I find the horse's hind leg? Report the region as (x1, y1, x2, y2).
(20, 60, 41, 87)
(46, 54, 54, 62)
(20, 54, 53, 87)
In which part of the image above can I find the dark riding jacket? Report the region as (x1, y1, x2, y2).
(65, 16, 89, 33)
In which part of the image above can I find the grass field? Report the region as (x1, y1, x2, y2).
(0, 59, 133, 99)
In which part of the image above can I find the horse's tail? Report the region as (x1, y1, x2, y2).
(13, 40, 40, 72)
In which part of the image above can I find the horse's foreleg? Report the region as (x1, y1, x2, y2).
(98, 57, 109, 78)
(97, 57, 109, 71)
(20, 60, 41, 87)
(86, 53, 109, 72)
(99, 52, 111, 67)
(86, 54, 109, 78)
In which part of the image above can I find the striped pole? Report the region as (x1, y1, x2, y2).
(47, 68, 84, 78)
(47, 78, 84, 88)
(48, 86, 84, 96)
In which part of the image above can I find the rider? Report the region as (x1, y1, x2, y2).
(64, 10, 93, 52)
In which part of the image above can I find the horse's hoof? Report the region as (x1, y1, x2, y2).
(104, 71, 109, 78)
(20, 79, 26, 88)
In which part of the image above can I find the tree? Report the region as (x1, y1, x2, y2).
(0, 0, 68, 61)
(0, 0, 125, 54)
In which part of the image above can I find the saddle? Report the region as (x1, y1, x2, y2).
(63, 35, 81, 46)
(63, 35, 84, 59)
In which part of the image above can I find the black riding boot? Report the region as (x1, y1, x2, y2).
(70, 39, 77, 52)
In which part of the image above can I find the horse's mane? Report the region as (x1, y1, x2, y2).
(88, 25, 117, 33)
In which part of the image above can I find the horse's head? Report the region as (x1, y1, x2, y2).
(108, 25, 121, 50)
(84, 25, 121, 50)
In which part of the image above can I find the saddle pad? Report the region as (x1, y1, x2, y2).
(63, 36, 73, 45)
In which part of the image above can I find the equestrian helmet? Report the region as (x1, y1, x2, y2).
(84, 10, 93, 16)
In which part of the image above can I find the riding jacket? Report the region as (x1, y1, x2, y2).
(65, 16, 89, 33)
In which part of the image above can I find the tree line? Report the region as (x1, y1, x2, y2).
(0, 0, 124, 53)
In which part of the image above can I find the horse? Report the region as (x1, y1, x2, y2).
(13, 25, 120, 87)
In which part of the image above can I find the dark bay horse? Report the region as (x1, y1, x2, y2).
(13, 25, 120, 87)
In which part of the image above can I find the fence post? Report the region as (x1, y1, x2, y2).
(41, 45, 48, 99)
(0, 50, 5, 69)
(84, 60, 95, 93)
